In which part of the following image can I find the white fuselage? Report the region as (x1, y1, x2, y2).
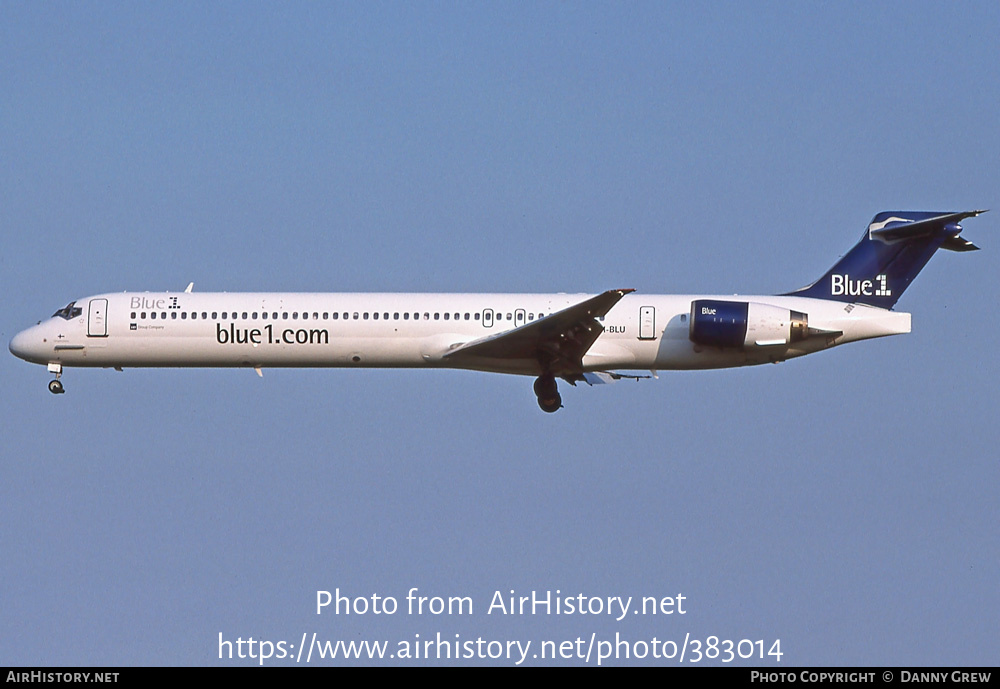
(10, 291, 911, 376)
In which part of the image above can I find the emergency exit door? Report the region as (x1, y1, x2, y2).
(638, 306, 656, 340)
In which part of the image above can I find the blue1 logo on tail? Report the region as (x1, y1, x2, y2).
(830, 274, 890, 298)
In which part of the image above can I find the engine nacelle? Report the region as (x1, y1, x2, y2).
(689, 300, 808, 349)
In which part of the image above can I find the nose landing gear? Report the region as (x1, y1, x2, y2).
(47, 362, 65, 394)
(533, 374, 562, 413)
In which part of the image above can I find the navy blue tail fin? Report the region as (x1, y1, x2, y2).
(784, 210, 986, 309)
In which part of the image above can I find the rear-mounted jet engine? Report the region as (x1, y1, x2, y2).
(689, 299, 808, 349)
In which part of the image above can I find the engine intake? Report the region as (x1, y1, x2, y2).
(690, 300, 808, 349)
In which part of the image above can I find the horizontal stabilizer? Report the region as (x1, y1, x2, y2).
(869, 210, 987, 243)
(941, 236, 980, 252)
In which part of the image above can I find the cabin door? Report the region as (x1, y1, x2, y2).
(88, 299, 108, 337)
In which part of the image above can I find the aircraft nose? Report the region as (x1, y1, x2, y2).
(9, 328, 40, 362)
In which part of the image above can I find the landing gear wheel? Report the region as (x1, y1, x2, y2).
(537, 393, 562, 413)
(48, 379, 65, 395)
(533, 374, 561, 413)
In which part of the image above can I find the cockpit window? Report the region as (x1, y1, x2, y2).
(52, 301, 83, 320)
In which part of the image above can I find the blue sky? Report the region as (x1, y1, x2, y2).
(2, 2, 997, 666)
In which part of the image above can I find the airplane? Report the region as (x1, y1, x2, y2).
(9, 210, 986, 412)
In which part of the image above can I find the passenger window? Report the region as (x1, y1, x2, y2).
(404, 313, 409, 320)
(443, 313, 449, 320)
(141, 312, 147, 319)
(171, 312, 178, 319)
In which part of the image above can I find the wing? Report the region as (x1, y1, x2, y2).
(442, 288, 635, 378)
